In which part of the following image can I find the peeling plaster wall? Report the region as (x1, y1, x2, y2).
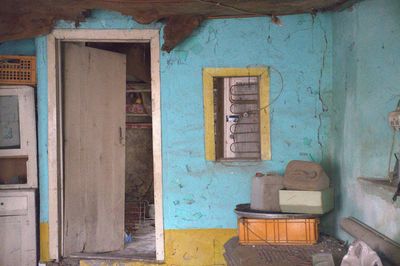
(330, 0, 400, 242)
(37, 10, 333, 231)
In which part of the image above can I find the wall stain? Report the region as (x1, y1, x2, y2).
(303, 137, 312, 147)
(183, 198, 195, 205)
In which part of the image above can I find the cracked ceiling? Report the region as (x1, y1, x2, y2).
(0, 0, 360, 51)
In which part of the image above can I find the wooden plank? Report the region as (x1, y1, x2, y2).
(63, 43, 126, 255)
(47, 34, 59, 260)
(149, 32, 165, 261)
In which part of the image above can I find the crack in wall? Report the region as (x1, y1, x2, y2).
(317, 16, 329, 160)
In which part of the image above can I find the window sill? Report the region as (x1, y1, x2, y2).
(357, 177, 399, 205)
(217, 158, 261, 162)
(358, 177, 397, 193)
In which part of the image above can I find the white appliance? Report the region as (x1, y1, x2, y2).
(0, 86, 37, 265)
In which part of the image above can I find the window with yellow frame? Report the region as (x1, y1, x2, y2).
(203, 67, 271, 161)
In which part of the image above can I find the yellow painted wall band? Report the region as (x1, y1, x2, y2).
(259, 69, 271, 160)
(40, 222, 50, 262)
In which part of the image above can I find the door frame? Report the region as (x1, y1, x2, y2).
(47, 29, 164, 261)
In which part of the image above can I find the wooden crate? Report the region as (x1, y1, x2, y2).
(238, 217, 319, 245)
(0, 56, 36, 85)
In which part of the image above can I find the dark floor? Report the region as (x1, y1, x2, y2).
(224, 234, 348, 266)
(68, 219, 156, 261)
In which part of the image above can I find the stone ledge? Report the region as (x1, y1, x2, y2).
(357, 177, 400, 206)
(358, 177, 397, 193)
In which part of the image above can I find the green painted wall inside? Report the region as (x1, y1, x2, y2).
(0, 38, 35, 55)
(329, 0, 400, 242)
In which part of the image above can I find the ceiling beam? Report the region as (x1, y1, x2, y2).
(0, 0, 361, 51)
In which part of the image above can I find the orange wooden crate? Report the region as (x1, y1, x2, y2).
(238, 217, 319, 245)
(0, 55, 36, 85)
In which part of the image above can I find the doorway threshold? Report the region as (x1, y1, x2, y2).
(68, 253, 156, 262)
(69, 221, 156, 262)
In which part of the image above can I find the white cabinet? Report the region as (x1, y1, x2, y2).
(0, 86, 37, 265)
(0, 189, 36, 266)
(0, 86, 37, 189)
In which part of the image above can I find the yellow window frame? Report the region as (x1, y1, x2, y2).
(203, 67, 271, 161)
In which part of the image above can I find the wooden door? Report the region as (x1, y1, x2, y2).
(63, 43, 126, 255)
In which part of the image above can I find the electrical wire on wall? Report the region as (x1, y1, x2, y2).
(254, 66, 284, 113)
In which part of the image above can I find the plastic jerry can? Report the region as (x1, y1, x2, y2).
(250, 172, 284, 212)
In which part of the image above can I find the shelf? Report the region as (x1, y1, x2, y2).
(126, 82, 150, 92)
(126, 122, 152, 129)
(126, 89, 151, 93)
(126, 113, 151, 117)
(358, 177, 397, 193)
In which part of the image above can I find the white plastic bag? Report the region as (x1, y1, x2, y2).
(341, 240, 383, 266)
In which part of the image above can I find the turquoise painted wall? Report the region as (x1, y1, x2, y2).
(4, 1, 399, 243)
(52, 10, 333, 229)
(159, 16, 332, 229)
(36, 37, 49, 223)
(330, 0, 400, 242)
(2, 10, 333, 229)
(0, 39, 35, 55)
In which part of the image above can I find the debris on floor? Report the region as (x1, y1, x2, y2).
(312, 253, 334, 266)
(341, 240, 382, 266)
(341, 217, 400, 265)
(224, 234, 347, 266)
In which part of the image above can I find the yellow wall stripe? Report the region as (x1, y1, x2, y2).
(40, 222, 50, 262)
(259, 69, 271, 160)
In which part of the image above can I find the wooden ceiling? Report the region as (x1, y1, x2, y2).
(1, 0, 359, 51)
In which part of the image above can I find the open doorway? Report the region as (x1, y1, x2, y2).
(61, 41, 156, 260)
